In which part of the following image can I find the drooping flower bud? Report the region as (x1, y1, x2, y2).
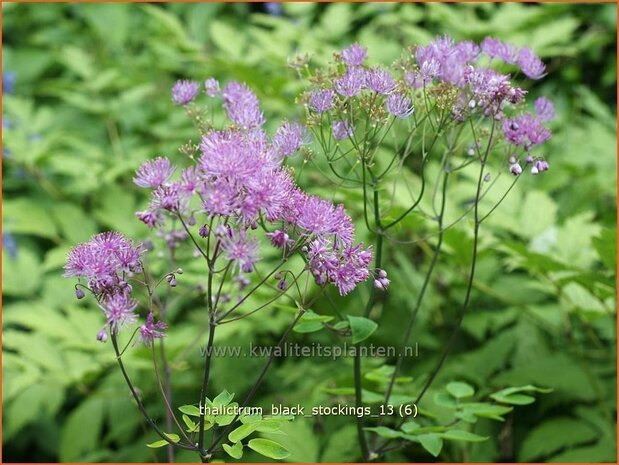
(510, 163, 523, 176)
(75, 287, 86, 299)
(97, 328, 108, 343)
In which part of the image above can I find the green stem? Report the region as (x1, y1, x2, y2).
(110, 334, 197, 451)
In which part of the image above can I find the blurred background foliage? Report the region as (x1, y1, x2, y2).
(2, 2, 616, 462)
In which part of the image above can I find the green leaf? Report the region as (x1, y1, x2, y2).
(247, 438, 291, 460)
(178, 404, 201, 416)
(459, 402, 513, 421)
(228, 422, 258, 443)
(212, 389, 234, 406)
(51, 203, 97, 243)
(146, 440, 169, 449)
(182, 414, 199, 432)
(59, 398, 105, 461)
(446, 381, 475, 399)
(433, 391, 458, 408)
(440, 430, 488, 442)
(418, 433, 443, 457)
(364, 426, 405, 439)
(4, 198, 59, 239)
(293, 321, 325, 333)
(146, 433, 180, 448)
(490, 385, 552, 405)
(293, 310, 333, 333)
(347, 315, 378, 343)
(223, 441, 244, 459)
(210, 20, 246, 58)
(2, 248, 43, 297)
(519, 417, 598, 461)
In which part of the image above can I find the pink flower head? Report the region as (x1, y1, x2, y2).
(172, 79, 200, 105)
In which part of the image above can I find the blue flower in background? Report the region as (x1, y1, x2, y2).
(2, 114, 11, 159)
(3, 232, 18, 259)
(3, 71, 16, 95)
(264, 2, 283, 16)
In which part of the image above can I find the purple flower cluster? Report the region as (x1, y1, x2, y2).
(502, 113, 551, 150)
(137, 78, 373, 296)
(172, 80, 200, 106)
(341, 43, 367, 67)
(64, 232, 165, 341)
(306, 36, 553, 175)
(222, 81, 265, 129)
(481, 38, 546, 79)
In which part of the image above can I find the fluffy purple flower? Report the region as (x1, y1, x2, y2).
(204, 77, 220, 97)
(222, 81, 265, 128)
(534, 97, 555, 122)
(150, 183, 186, 213)
(136, 209, 163, 228)
(241, 168, 295, 223)
(466, 68, 526, 112)
(273, 122, 308, 157)
(386, 93, 414, 118)
(309, 89, 335, 113)
(502, 113, 551, 149)
(202, 178, 238, 217)
(134, 157, 175, 189)
(416, 36, 478, 86)
(139, 313, 167, 346)
(267, 230, 291, 248)
(365, 68, 396, 95)
(103, 293, 138, 333)
(199, 131, 264, 182)
(481, 37, 519, 64)
(335, 68, 366, 98)
(341, 43, 367, 67)
(172, 79, 200, 105)
(64, 232, 144, 289)
(220, 230, 260, 273)
(332, 120, 354, 140)
(306, 238, 372, 295)
(518, 47, 546, 79)
(296, 196, 354, 247)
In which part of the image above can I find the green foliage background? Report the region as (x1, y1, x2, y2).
(3, 2, 616, 462)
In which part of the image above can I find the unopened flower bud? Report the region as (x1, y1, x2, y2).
(199, 225, 209, 238)
(508, 156, 517, 164)
(468, 99, 476, 109)
(175, 268, 184, 274)
(530, 165, 539, 175)
(277, 279, 287, 291)
(377, 269, 387, 279)
(96, 329, 108, 343)
(535, 160, 549, 172)
(166, 274, 177, 287)
(510, 163, 522, 176)
(374, 279, 385, 290)
(484, 172, 491, 182)
(188, 215, 196, 226)
(379, 277, 391, 289)
(75, 287, 85, 299)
